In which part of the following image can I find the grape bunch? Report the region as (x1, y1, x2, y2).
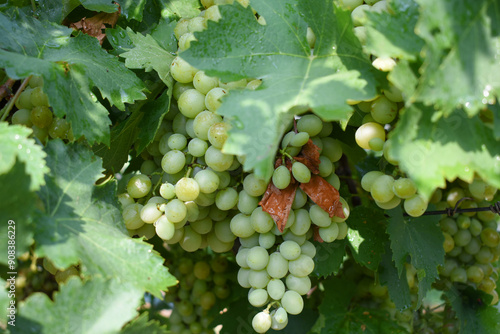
(436, 178, 500, 304)
(165, 252, 232, 334)
(10, 76, 73, 143)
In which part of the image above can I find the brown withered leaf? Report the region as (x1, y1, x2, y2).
(294, 139, 321, 174)
(300, 175, 344, 219)
(259, 181, 298, 233)
(313, 226, 325, 243)
(70, 10, 120, 44)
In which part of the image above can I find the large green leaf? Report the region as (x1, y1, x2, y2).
(0, 13, 146, 144)
(387, 207, 444, 306)
(414, 0, 500, 116)
(13, 277, 143, 334)
(313, 239, 347, 278)
(181, 0, 380, 179)
(388, 104, 500, 200)
(120, 312, 168, 334)
(35, 141, 176, 297)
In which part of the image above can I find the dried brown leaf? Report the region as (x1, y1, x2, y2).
(300, 175, 344, 219)
(294, 139, 321, 174)
(259, 182, 298, 233)
(70, 10, 120, 44)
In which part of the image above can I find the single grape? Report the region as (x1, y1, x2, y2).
(252, 311, 272, 334)
(267, 278, 286, 300)
(272, 165, 292, 189)
(205, 87, 227, 112)
(155, 215, 176, 240)
(205, 146, 234, 172)
(286, 274, 312, 295)
(281, 290, 304, 315)
(161, 150, 186, 174)
(248, 288, 269, 307)
(207, 122, 230, 149)
(170, 56, 198, 83)
(393, 178, 417, 199)
(243, 173, 268, 197)
(355, 122, 385, 150)
(288, 254, 314, 277)
(266, 252, 289, 279)
(280, 240, 301, 260)
(297, 114, 322, 136)
(127, 174, 152, 198)
(403, 194, 427, 217)
(291, 161, 311, 183)
(175, 177, 200, 201)
(370, 174, 395, 203)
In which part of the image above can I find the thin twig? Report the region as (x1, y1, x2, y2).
(0, 76, 31, 122)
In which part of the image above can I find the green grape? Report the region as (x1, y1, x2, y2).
(292, 187, 308, 209)
(195, 192, 216, 207)
(318, 155, 334, 177)
(246, 78, 262, 90)
(450, 267, 467, 283)
(237, 190, 259, 214)
(214, 187, 237, 210)
(168, 133, 188, 150)
(440, 217, 458, 235)
(290, 209, 311, 235)
(375, 196, 401, 209)
(205, 146, 234, 171)
(272, 165, 291, 190)
(207, 230, 233, 252)
(161, 150, 186, 174)
(11, 109, 33, 127)
(478, 276, 496, 294)
(267, 278, 285, 300)
(280, 240, 301, 260)
(193, 111, 222, 140)
(175, 177, 200, 202)
(205, 87, 227, 112)
(383, 83, 403, 102)
(475, 247, 494, 264)
(193, 169, 219, 194)
(248, 269, 271, 289)
(368, 137, 384, 151)
(319, 223, 339, 242)
(165, 199, 187, 223)
(173, 82, 194, 102)
(321, 137, 343, 162)
(188, 138, 208, 157)
(392, 178, 417, 199)
(230, 213, 255, 238)
(193, 261, 211, 280)
(214, 219, 236, 243)
(165, 228, 184, 244)
(466, 265, 485, 283)
(218, 78, 247, 90)
(243, 173, 268, 197)
(355, 122, 385, 150)
(28, 76, 44, 88)
(127, 174, 152, 198)
(236, 247, 250, 268)
(339, 0, 363, 10)
(439, 258, 458, 277)
(403, 194, 427, 217)
(184, 200, 199, 221)
(281, 131, 295, 148)
(250, 207, 274, 233)
(191, 217, 213, 234)
(443, 232, 455, 253)
(160, 182, 176, 200)
(282, 229, 306, 245)
(259, 232, 276, 249)
(469, 218, 483, 236)
(15, 88, 34, 110)
(139, 160, 157, 176)
(207, 122, 230, 149)
(248, 288, 269, 307)
(297, 114, 322, 137)
(266, 252, 289, 279)
(286, 274, 312, 295)
(30, 106, 53, 128)
(240, 234, 260, 249)
(199, 291, 216, 310)
(155, 215, 175, 240)
(140, 202, 163, 224)
(246, 246, 270, 271)
(290, 131, 310, 147)
(30, 86, 49, 106)
(252, 311, 272, 334)
(179, 226, 202, 252)
(178, 32, 196, 51)
(174, 18, 190, 39)
(288, 254, 314, 277)
(122, 203, 145, 229)
(481, 228, 500, 248)
(446, 187, 465, 207)
(372, 57, 397, 72)
(117, 193, 134, 208)
(178, 89, 206, 118)
(456, 215, 471, 229)
(309, 205, 330, 227)
(281, 290, 304, 315)
(170, 56, 198, 83)
(209, 205, 228, 221)
(371, 175, 395, 203)
(135, 222, 156, 239)
(193, 71, 219, 94)
(292, 161, 311, 183)
(271, 307, 288, 330)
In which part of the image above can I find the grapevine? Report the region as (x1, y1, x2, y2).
(1, 0, 500, 333)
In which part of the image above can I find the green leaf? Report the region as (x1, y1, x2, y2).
(182, 0, 379, 179)
(388, 104, 500, 200)
(414, 0, 500, 116)
(121, 27, 175, 85)
(35, 141, 176, 297)
(116, 0, 146, 21)
(378, 243, 412, 311)
(387, 206, 444, 306)
(36, 0, 81, 23)
(120, 312, 169, 334)
(347, 205, 388, 271)
(14, 277, 143, 334)
(0, 13, 146, 144)
(0, 123, 48, 190)
(313, 239, 347, 278)
(364, 0, 424, 60)
(490, 101, 500, 140)
(151, 19, 179, 53)
(445, 287, 500, 334)
(163, 0, 201, 19)
(0, 160, 36, 265)
(313, 277, 408, 334)
(80, 0, 118, 12)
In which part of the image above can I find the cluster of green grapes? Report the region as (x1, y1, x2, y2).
(436, 178, 500, 304)
(10, 76, 72, 143)
(165, 252, 232, 334)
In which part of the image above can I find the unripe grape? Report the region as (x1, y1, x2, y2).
(127, 174, 152, 198)
(355, 122, 385, 150)
(272, 165, 291, 189)
(292, 161, 311, 183)
(252, 311, 272, 333)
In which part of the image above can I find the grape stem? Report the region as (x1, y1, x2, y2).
(0, 76, 32, 122)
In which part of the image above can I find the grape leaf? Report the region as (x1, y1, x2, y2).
(378, 243, 412, 311)
(413, 0, 500, 116)
(121, 27, 175, 84)
(34, 141, 176, 297)
(445, 287, 500, 334)
(36, 0, 81, 23)
(181, 0, 380, 179)
(0, 13, 146, 144)
(313, 277, 408, 334)
(388, 104, 500, 201)
(80, 0, 118, 12)
(120, 312, 169, 334)
(0, 124, 48, 190)
(13, 277, 143, 334)
(115, 0, 146, 21)
(347, 205, 387, 271)
(0, 161, 36, 265)
(313, 239, 347, 278)
(364, 0, 424, 60)
(151, 19, 179, 53)
(387, 206, 444, 306)
(163, 0, 201, 19)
